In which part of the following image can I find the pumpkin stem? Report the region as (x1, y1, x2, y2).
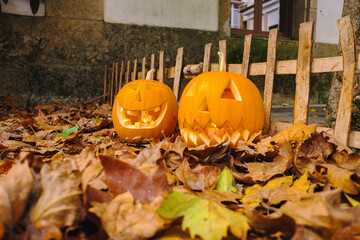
(146, 69, 156, 80)
(217, 51, 226, 72)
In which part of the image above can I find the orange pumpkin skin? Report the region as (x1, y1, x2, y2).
(112, 79, 178, 143)
(178, 71, 264, 148)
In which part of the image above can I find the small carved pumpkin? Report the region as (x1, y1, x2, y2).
(112, 70, 178, 143)
(178, 52, 264, 148)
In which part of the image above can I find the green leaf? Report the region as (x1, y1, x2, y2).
(157, 191, 249, 240)
(91, 117, 102, 126)
(216, 166, 237, 192)
(58, 126, 79, 138)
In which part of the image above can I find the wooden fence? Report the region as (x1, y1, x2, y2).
(104, 16, 360, 149)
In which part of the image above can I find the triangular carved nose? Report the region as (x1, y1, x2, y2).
(199, 98, 209, 112)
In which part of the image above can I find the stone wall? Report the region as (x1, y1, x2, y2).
(0, 1, 221, 106)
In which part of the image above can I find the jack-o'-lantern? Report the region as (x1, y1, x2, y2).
(112, 69, 178, 143)
(178, 52, 264, 148)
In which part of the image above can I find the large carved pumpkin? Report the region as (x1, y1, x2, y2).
(178, 52, 264, 148)
(112, 70, 178, 143)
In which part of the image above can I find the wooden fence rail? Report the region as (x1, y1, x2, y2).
(104, 16, 360, 149)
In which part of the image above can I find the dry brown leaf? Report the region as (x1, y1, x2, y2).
(331, 150, 360, 170)
(298, 132, 334, 160)
(233, 141, 293, 183)
(196, 189, 243, 205)
(0, 221, 3, 239)
(281, 189, 353, 237)
(30, 159, 85, 228)
(0, 161, 35, 226)
(174, 159, 221, 191)
(244, 208, 295, 238)
(316, 164, 360, 195)
(291, 225, 325, 240)
(89, 191, 166, 240)
(272, 122, 317, 144)
(100, 155, 170, 203)
(332, 207, 360, 240)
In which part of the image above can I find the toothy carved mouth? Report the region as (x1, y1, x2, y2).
(118, 102, 167, 129)
(180, 119, 250, 147)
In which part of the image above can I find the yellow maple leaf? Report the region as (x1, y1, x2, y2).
(272, 122, 317, 144)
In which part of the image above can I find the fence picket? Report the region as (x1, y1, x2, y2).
(241, 34, 252, 77)
(293, 21, 314, 124)
(219, 40, 227, 71)
(132, 59, 138, 81)
(125, 60, 131, 84)
(103, 64, 108, 102)
(203, 43, 212, 73)
(119, 61, 124, 91)
(334, 16, 357, 146)
(263, 29, 278, 134)
(173, 47, 184, 100)
(142, 57, 147, 79)
(159, 51, 165, 83)
(150, 54, 156, 80)
(110, 62, 115, 105)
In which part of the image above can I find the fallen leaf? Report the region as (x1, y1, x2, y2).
(344, 193, 360, 207)
(332, 207, 360, 240)
(157, 191, 250, 240)
(0, 221, 3, 239)
(174, 159, 221, 191)
(291, 225, 324, 240)
(0, 161, 35, 226)
(30, 160, 85, 228)
(100, 155, 170, 203)
(317, 163, 360, 195)
(90, 191, 166, 239)
(216, 166, 237, 192)
(272, 122, 317, 144)
(298, 132, 334, 160)
(234, 141, 293, 183)
(196, 189, 243, 205)
(244, 208, 295, 238)
(331, 150, 360, 170)
(241, 170, 311, 208)
(57, 125, 79, 138)
(281, 189, 353, 237)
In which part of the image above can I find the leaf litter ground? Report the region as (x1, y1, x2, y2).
(0, 95, 360, 240)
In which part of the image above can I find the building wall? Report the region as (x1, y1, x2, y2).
(104, 0, 219, 31)
(315, 0, 344, 44)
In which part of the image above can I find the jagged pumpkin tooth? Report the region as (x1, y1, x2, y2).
(231, 131, 241, 146)
(240, 127, 250, 142)
(222, 132, 231, 142)
(209, 134, 222, 146)
(182, 130, 190, 143)
(188, 132, 199, 147)
(199, 132, 210, 146)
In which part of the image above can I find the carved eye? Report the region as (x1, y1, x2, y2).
(221, 79, 242, 101)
